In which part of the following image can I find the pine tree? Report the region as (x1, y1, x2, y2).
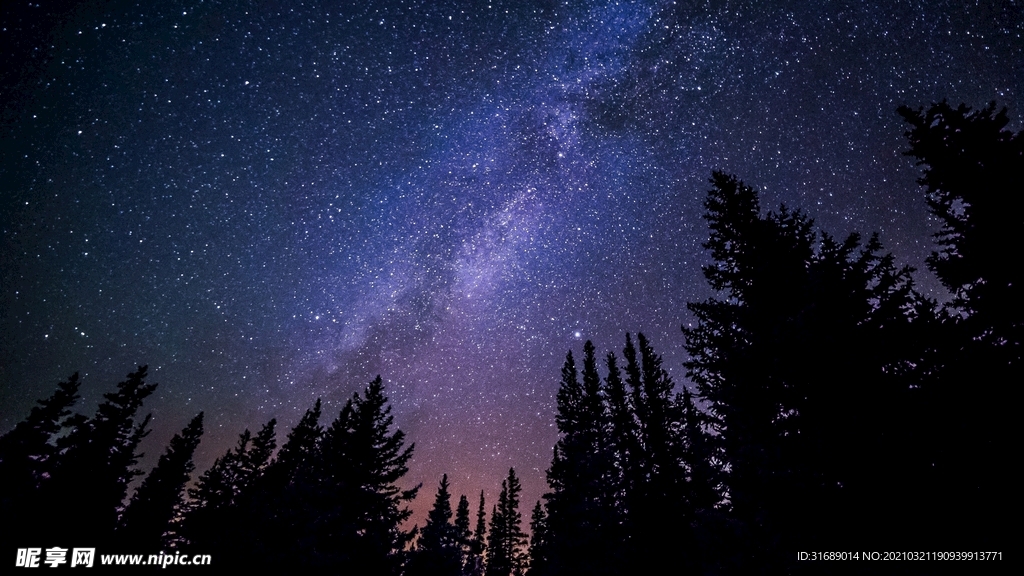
(183, 418, 276, 555)
(238, 400, 322, 567)
(0, 373, 81, 483)
(897, 101, 1019, 546)
(315, 376, 418, 573)
(244, 416, 279, 478)
(486, 468, 525, 576)
(190, 428, 251, 513)
(119, 412, 204, 550)
(409, 474, 463, 576)
(684, 174, 821, 556)
(541, 335, 709, 573)
(619, 333, 647, 513)
(0, 373, 80, 532)
(45, 366, 157, 545)
(678, 389, 720, 516)
(0, 373, 82, 544)
(682, 172, 925, 564)
(897, 101, 1023, 333)
(454, 494, 473, 572)
(601, 351, 635, 514)
(487, 503, 502, 575)
(544, 343, 621, 575)
(188, 419, 277, 512)
(624, 334, 691, 573)
(465, 491, 487, 576)
(526, 501, 549, 576)
(270, 399, 322, 483)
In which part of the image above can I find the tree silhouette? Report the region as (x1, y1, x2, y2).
(465, 491, 487, 576)
(271, 399, 323, 483)
(683, 172, 930, 565)
(677, 388, 721, 519)
(183, 418, 277, 556)
(248, 399, 322, 565)
(45, 366, 157, 545)
(541, 334, 718, 574)
(898, 101, 1020, 546)
(409, 474, 464, 576)
(486, 468, 526, 576)
(0, 373, 82, 545)
(631, 333, 693, 571)
(119, 412, 204, 550)
(314, 376, 418, 573)
(454, 494, 473, 574)
(526, 501, 549, 576)
(898, 101, 1023, 333)
(544, 343, 621, 576)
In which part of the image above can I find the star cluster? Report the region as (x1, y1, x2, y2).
(2, 0, 1021, 522)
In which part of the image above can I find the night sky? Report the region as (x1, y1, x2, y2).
(2, 0, 1021, 525)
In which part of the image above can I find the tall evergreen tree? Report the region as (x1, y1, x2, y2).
(465, 491, 487, 576)
(541, 335, 717, 574)
(544, 343, 620, 575)
(526, 501, 549, 576)
(409, 474, 463, 576)
(315, 376, 418, 573)
(183, 418, 277, 555)
(598, 350, 637, 568)
(677, 388, 721, 517)
(601, 351, 635, 513)
(270, 399, 323, 483)
(619, 333, 647, 516)
(897, 101, 1023, 335)
(245, 399, 323, 566)
(683, 172, 926, 566)
(454, 494, 473, 573)
(486, 468, 525, 576)
(45, 366, 157, 545)
(897, 101, 1019, 546)
(119, 412, 204, 550)
(0, 373, 82, 545)
(188, 419, 277, 513)
(627, 334, 691, 573)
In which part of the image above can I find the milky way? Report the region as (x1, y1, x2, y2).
(2, 0, 1021, 523)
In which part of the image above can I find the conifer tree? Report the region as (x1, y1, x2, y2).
(526, 501, 549, 576)
(119, 412, 204, 550)
(191, 429, 251, 513)
(0, 373, 82, 544)
(544, 343, 620, 575)
(189, 419, 277, 512)
(315, 376, 418, 573)
(486, 468, 525, 576)
(678, 388, 720, 516)
(240, 400, 322, 567)
(683, 172, 925, 564)
(244, 415, 279, 478)
(409, 474, 463, 576)
(897, 101, 1019, 546)
(465, 491, 487, 576)
(454, 494, 473, 571)
(270, 399, 322, 483)
(619, 333, 647, 510)
(897, 101, 1023, 333)
(183, 418, 276, 554)
(46, 366, 157, 544)
(487, 503, 502, 574)
(625, 334, 690, 573)
(601, 352, 635, 512)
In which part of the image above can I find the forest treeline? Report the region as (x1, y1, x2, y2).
(2, 102, 1017, 573)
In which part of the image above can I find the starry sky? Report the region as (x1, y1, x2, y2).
(2, 0, 1021, 525)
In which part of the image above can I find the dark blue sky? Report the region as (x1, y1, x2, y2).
(2, 0, 1021, 523)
